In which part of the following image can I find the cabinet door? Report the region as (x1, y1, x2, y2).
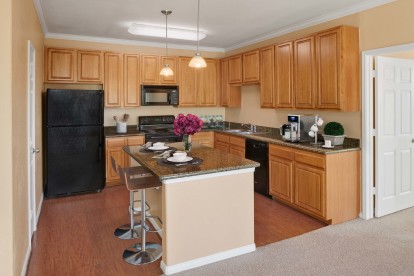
(123, 54, 140, 107)
(160, 56, 178, 84)
(275, 42, 294, 108)
(229, 146, 245, 157)
(260, 46, 275, 108)
(316, 28, 340, 109)
(243, 50, 260, 83)
(228, 55, 242, 84)
(294, 36, 315, 109)
(215, 141, 229, 153)
(77, 50, 103, 83)
(105, 138, 126, 185)
(221, 59, 241, 108)
(192, 132, 214, 148)
(198, 59, 218, 106)
(141, 55, 159, 84)
(178, 57, 197, 106)
(104, 52, 123, 107)
(124, 136, 145, 167)
(294, 163, 326, 217)
(269, 156, 293, 202)
(46, 48, 76, 82)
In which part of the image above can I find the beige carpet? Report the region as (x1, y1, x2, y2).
(178, 207, 414, 276)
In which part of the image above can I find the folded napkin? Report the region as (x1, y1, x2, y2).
(139, 142, 152, 148)
(152, 150, 171, 159)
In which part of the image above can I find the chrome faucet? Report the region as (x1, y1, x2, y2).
(241, 123, 257, 132)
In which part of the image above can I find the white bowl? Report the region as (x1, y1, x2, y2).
(153, 142, 165, 148)
(173, 151, 187, 161)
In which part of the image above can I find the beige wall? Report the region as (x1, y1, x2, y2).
(383, 50, 414, 59)
(0, 0, 14, 274)
(10, 0, 44, 275)
(225, 0, 414, 139)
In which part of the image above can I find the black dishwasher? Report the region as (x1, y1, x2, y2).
(245, 139, 270, 197)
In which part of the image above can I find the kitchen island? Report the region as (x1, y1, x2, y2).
(123, 143, 259, 275)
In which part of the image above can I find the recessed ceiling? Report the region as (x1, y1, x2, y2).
(36, 0, 394, 51)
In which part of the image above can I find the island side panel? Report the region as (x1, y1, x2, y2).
(162, 170, 255, 267)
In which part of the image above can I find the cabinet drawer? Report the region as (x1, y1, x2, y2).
(106, 138, 125, 147)
(229, 136, 245, 148)
(215, 133, 230, 144)
(269, 144, 294, 160)
(127, 136, 145, 146)
(295, 150, 325, 169)
(215, 141, 229, 153)
(193, 132, 213, 140)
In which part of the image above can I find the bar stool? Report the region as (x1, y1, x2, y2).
(118, 165, 163, 265)
(111, 157, 151, 240)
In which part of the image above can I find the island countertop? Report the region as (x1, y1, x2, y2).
(123, 142, 259, 181)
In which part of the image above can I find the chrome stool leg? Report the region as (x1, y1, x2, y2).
(123, 189, 162, 265)
(114, 191, 141, 240)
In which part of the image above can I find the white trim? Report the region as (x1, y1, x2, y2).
(224, 0, 395, 52)
(36, 194, 44, 228)
(361, 42, 414, 220)
(21, 243, 31, 276)
(32, 0, 47, 34)
(160, 243, 256, 275)
(162, 168, 255, 185)
(45, 33, 225, 53)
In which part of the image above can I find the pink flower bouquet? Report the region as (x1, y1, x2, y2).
(174, 113, 203, 136)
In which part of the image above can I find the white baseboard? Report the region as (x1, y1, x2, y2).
(160, 243, 256, 275)
(35, 194, 44, 230)
(20, 243, 32, 276)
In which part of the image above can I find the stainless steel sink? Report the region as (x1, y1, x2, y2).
(222, 129, 267, 135)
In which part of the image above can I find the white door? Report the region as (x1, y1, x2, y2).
(28, 41, 38, 239)
(375, 56, 414, 217)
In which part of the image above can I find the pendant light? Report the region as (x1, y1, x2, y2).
(189, 0, 207, 68)
(160, 10, 174, 76)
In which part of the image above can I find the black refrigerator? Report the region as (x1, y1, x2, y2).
(44, 89, 105, 197)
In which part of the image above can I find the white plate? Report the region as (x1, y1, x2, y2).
(148, 146, 169, 150)
(321, 145, 335, 149)
(167, 156, 193, 163)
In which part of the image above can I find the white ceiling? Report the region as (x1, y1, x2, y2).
(36, 0, 393, 52)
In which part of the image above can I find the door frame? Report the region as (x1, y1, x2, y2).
(362, 42, 414, 220)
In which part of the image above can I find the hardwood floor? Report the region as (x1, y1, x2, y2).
(27, 187, 325, 276)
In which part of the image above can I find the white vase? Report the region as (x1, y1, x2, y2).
(116, 122, 127, 133)
(322, 134, 346, 146)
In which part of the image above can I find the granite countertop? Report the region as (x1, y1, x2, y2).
(104, 125, 145, 138)
(123, 142, 259, 181)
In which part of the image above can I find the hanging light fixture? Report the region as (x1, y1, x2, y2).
(160, 10, 174, 76)
(189, 0, 207, 68)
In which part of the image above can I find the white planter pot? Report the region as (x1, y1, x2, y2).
(322, 134, 346, 146)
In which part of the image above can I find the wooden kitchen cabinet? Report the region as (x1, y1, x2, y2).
(123, 54, 141, 107)
(275, 42, 294, 108)
(294, 36, 316, 109)
(259, 46, 275, 108)
(228, 55, 243, 84)
(45, 48, 77, 82)
(141, 55, 159, 84)
(77, 50, 103, 83)
(242, 50, 260, 84)
(316, 26, 360, 111)
(221, 58, 241, 107)
(178, 57, 197, 106)
(105, 136, 145, 186)
(192, 132, 214, 148)
(268, 144, 360, 224)
(159, 56, 178, 84)
(214, 133, 245, 157)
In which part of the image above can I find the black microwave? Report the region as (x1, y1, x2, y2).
(141, 85, 179, 106)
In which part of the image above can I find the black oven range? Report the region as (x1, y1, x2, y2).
(138, 115, 183, 143)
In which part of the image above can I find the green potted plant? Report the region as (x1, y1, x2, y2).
(322, 122, 346, 146)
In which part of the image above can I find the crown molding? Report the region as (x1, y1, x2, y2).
(45, 33, 225, 53)
(32, 0, 48, 34)
(224, 0, 396, 52)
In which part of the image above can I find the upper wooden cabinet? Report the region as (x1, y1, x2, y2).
(45, 48, 104, 83)
(221, 58, 241, 108)
(45, 48, 77, 82)
(160, 56, 178, 84)
(104, 52, 141, 108)
(178, 57, 218, 107)
(77, 50, 103, 83)
(275, 42, 294, 108)
(259, 46, 275, 108)
(294, 36, 316, 109)
(228, 55, 243, 84)
(141, 55, 159, 84)
(242, 50, 260, 83)
(316, 26, 360, 111)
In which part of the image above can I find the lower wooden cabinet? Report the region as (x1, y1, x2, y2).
(105, 136, 145, 186)
(192, 132, 214, 148)
(214, 133, 245, 157)
(268, 144, 360, 224)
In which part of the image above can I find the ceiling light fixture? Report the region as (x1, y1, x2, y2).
(128, 23, 206, 41)
(160, 10, 173, 76)
(189, 0, 207, 68)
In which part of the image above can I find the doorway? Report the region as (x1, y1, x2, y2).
(362, 43, 414, 219)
